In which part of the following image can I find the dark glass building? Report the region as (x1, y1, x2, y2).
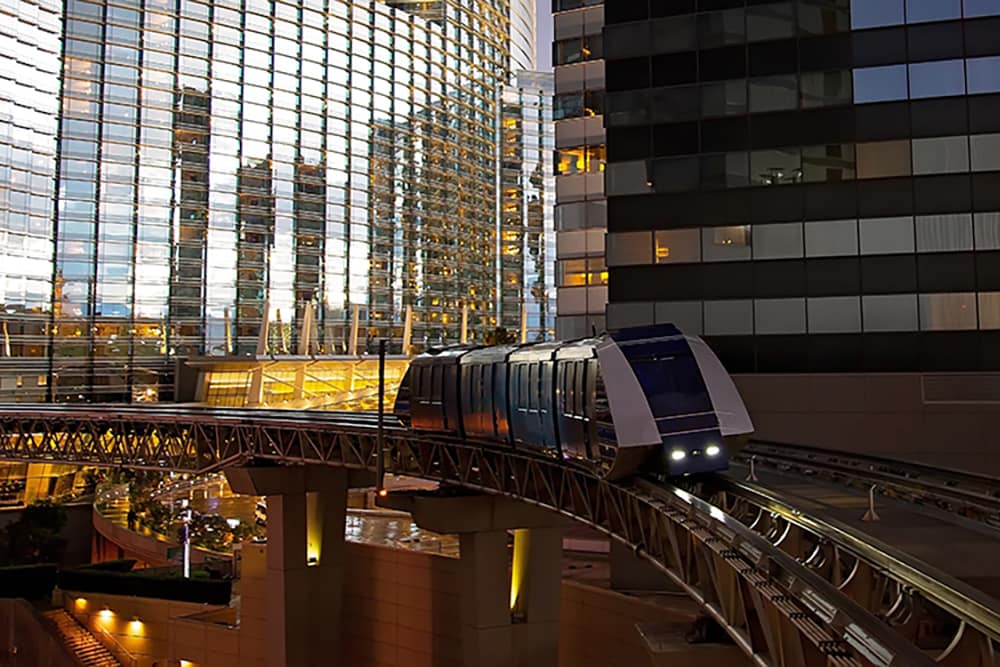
(602, 0, 1000, 375)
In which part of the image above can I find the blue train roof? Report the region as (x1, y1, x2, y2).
(608, 323, 683, 343)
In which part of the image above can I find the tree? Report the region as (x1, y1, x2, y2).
(1, 500, 68, 565)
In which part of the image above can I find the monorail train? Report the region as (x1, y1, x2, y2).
(393, 324, 753, 480)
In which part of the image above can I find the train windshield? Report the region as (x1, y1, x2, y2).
(629, 355, 714, 417)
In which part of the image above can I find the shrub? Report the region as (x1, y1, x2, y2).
(58, 569, 231, 605)
(78, 559, 136, 573)
(0, 563, 58, 600)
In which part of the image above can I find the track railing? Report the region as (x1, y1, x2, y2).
(0, 404, 949, 666)
(701, 472, 1000, 666)
(740, 441, 1000, 528)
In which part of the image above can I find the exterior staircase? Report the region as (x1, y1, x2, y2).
(42, 609, 121, 667)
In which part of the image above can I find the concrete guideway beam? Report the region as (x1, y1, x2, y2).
(225, 465, 354, 667)
(380, 491, 567, 667)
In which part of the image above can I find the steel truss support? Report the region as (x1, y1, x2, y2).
(0, 408, 939, 667)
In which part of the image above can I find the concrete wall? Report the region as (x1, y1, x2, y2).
(62, 540, 705, 667)
(559, 581, 696, 667)
(735, 373, 1000, 475)
(63, 590, 232, 667)
(0, 598, 80, 667)
(341, 541, 463, 667)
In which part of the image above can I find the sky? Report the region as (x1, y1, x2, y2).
(536, 0, 553, 70)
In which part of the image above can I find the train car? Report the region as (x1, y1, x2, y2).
(393, 324, 752, 480)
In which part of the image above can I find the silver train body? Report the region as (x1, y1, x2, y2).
(392, 324, 754, 480)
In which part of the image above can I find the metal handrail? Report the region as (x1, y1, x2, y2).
(94, 623, 139, 667)
(716, 475, 1000, 646)
(741, 440, 1000, 524)
(745, 439, 1000, 497)
(634, 478, 934, 667)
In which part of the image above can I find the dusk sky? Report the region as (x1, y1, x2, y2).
(536, 0, 553, 70)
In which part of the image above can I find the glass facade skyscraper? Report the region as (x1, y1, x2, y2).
(0, 0, 538, 402)
(499, 70, 556, 342)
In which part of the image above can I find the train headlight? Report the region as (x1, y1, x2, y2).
(670, 449, 686, 462)
(706, 445, 721, 457)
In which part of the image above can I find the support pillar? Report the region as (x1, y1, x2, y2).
(380, 492, 566, 667)
(225, 466, 347, 667)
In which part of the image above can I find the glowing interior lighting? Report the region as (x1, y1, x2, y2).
(99, 608, 113, 621)
(377, 488, 388, 497)
(509, 529, 529, 613)
(129, 618, 142, 634)
(706, 445, 721, 457)
(74, 597, 87, 608)
(670, 449, 686, 462)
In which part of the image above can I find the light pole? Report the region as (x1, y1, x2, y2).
(179, 498, 192, 578)
(376, 338, 387, 496)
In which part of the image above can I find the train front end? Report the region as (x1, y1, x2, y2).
(596, 325, 753, 478)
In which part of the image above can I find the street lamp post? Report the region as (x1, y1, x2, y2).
(376, 338, 386, 495)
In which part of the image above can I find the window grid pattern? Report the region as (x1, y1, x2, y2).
(500, 71, 557, 342)
(0, 0, 62, 385)
(8, 0, 517, 401)
(554, 0, 607, 340)
(607, 292, 1000, 335)
(603, 2, 1000, 372)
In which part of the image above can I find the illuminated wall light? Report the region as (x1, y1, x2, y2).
(98, 608, 113, 622)
(74, 597, 87, 608)
(509, 529, 530, 616)
(129, 617, 143, 634)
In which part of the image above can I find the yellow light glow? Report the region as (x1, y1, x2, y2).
(99, 608, 113, 622)
(509, 529, 530, 613)
(129, 619, 143, 634)
(180, 661, 195, 667)
(74, 597, 87, 608)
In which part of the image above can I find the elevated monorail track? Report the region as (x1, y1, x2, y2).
(693, 448, 1000, 666)
(0, 404, 989, 666)
(738, 441, 1000, 529)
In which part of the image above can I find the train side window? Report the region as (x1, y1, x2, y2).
(563, 362, 575, 416)
(526, 364, 535, 411)
(518, 364, 528, 411)
(574, 361, 585, 418)
(431, 365, 443, 403)
(419, 366, 430, 401)
(485, 364, 494, 411)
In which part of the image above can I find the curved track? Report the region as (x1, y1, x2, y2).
(0, 404, 958, 667)
(740, 441, 1000, 529)
(698, 468, 1000, 666)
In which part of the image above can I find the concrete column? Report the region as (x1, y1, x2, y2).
(225, 466, 347, 667)
(380, 492, 566, 667)
(510, 526, 563, 667)
(458, 530, 513, 667)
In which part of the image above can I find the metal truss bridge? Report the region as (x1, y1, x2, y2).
(0, 404, 994, 667)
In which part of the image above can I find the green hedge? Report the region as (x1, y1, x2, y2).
(77, 559, 136, 573)
(0, 564, 58, 600)
(58, 569, 231, 605)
